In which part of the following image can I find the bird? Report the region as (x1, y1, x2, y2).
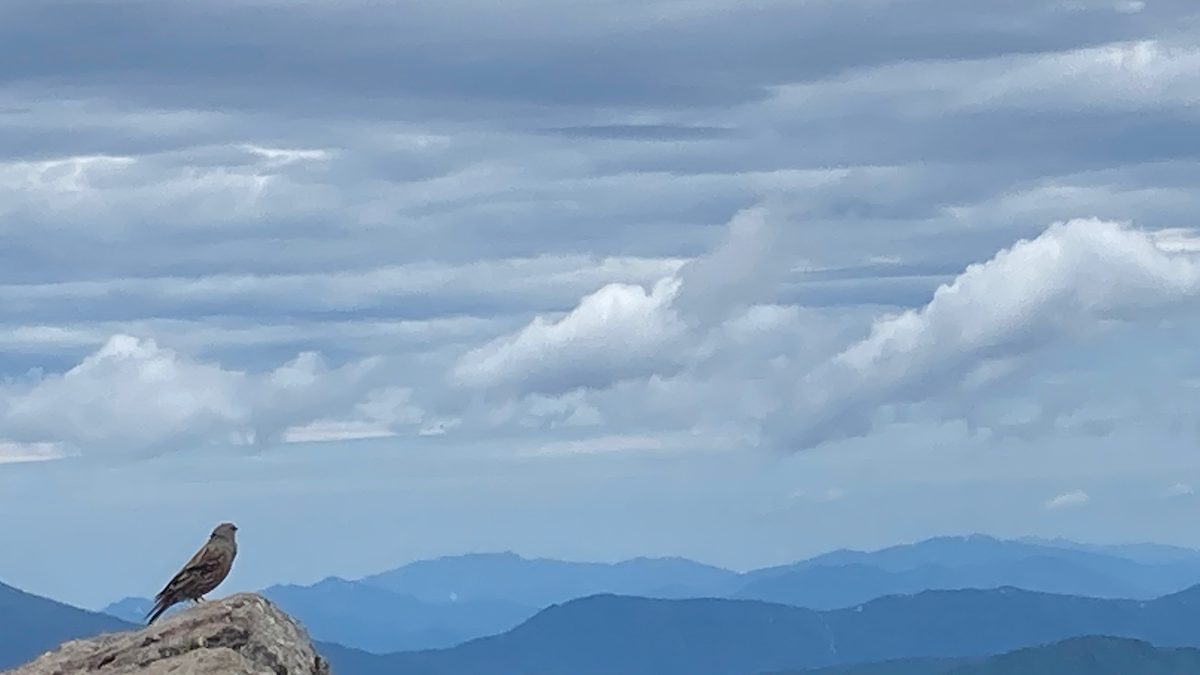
(145, 522, 238, 625)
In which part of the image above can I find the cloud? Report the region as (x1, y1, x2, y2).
(1044, 489, 1091, 509)
(673, 205, 800, 321)
(447, 211, 1200, 452)
(284, 386, 426, 443)
(453, 277, 685, 394)
(1164, 483, 1195, 498)
(0, 253, 681, 316)
(0, 335, 391, 457)
(7, 0, 1173, 117)
(3, 0, 1200, 465)
(770, 218, 1200, 449)
(0, 441, 65, 465)
(769, 39, 1200, 122)
(452, 205, 802, 397)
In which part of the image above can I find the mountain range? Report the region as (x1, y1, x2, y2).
(309, 585, 1200, 675)
(103, 552, 745, 652)
(11, 535, 1200, 674)
(359, 551, 741, 605)
(100, 534, 1200, 654)
(15, 576, 1200, 675)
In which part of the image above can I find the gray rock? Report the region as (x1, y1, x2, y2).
(3, 593, 331, 675)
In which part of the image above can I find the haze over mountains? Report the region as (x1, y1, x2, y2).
(12, 534, 1200, 674)
(16, 569, 1200, 674)
(359, 552, 740, 605)
(100, 534, 1200, 655)
(313, 585, 1200, 675)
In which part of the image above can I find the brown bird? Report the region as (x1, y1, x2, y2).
(146, 522, 238, 624)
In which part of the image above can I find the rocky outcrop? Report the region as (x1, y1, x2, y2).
(3, 593, 330, 675)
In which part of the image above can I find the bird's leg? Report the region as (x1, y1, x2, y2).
(197, 596, 207, 603)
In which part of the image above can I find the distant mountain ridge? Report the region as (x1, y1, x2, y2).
(15, 536, 1200, 675)
(263, 576, 536, 652)
(16, 575, 1200, 675)
(0, 580, 134, 671)
(745, 535, 1199, 589)
(1014, 537, 1200, 565)
(103, 553, 741, 654)
(318, 585, 1200, 675)
(358, 551, 741, 605)
(100, 535, 1200, 655)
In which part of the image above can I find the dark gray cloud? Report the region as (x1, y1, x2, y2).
(3, 0, 1196, 117)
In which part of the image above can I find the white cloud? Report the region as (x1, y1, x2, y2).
(1151, 228, 1200, 253)
(284, 386, 426, 443)
(1044, 489, 1091, 510)
(452, 205, 800, 396)
(240, 144, 332, 168)
(1165, 483, 1195, 498)
(959, 40, 1200, 110)
(282, 421, 396, 444)
(0, 335, 391, 457)
(0, 146, 342, 231)
(769, 38, 1200, 118)
(0, 155, 136, 196)
(453, 277, 686, 393)
(772, 218, 1200, 449)
(0, 335, 246, 453)
(0, 441, 66, 465)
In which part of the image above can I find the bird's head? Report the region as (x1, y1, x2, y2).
(211, 522, 238, 541)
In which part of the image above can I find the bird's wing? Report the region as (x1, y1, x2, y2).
(156, 542, 226, 599)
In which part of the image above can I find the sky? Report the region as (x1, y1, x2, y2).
(3, 0, 1200, 609)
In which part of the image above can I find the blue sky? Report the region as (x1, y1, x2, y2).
(3, 0, 1200, 609)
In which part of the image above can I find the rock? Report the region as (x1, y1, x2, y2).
(3, 593, 331, 675)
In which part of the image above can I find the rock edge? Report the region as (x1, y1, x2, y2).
(3, 593, 330, 675)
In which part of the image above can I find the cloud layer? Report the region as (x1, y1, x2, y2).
(3, 211, 1199, 457)
(0, 335, 389, 456)
(2, 0, 1200, 460)
(777, 218, 1200, 448)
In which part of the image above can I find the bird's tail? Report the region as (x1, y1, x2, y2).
(145, 595, 172, 625)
